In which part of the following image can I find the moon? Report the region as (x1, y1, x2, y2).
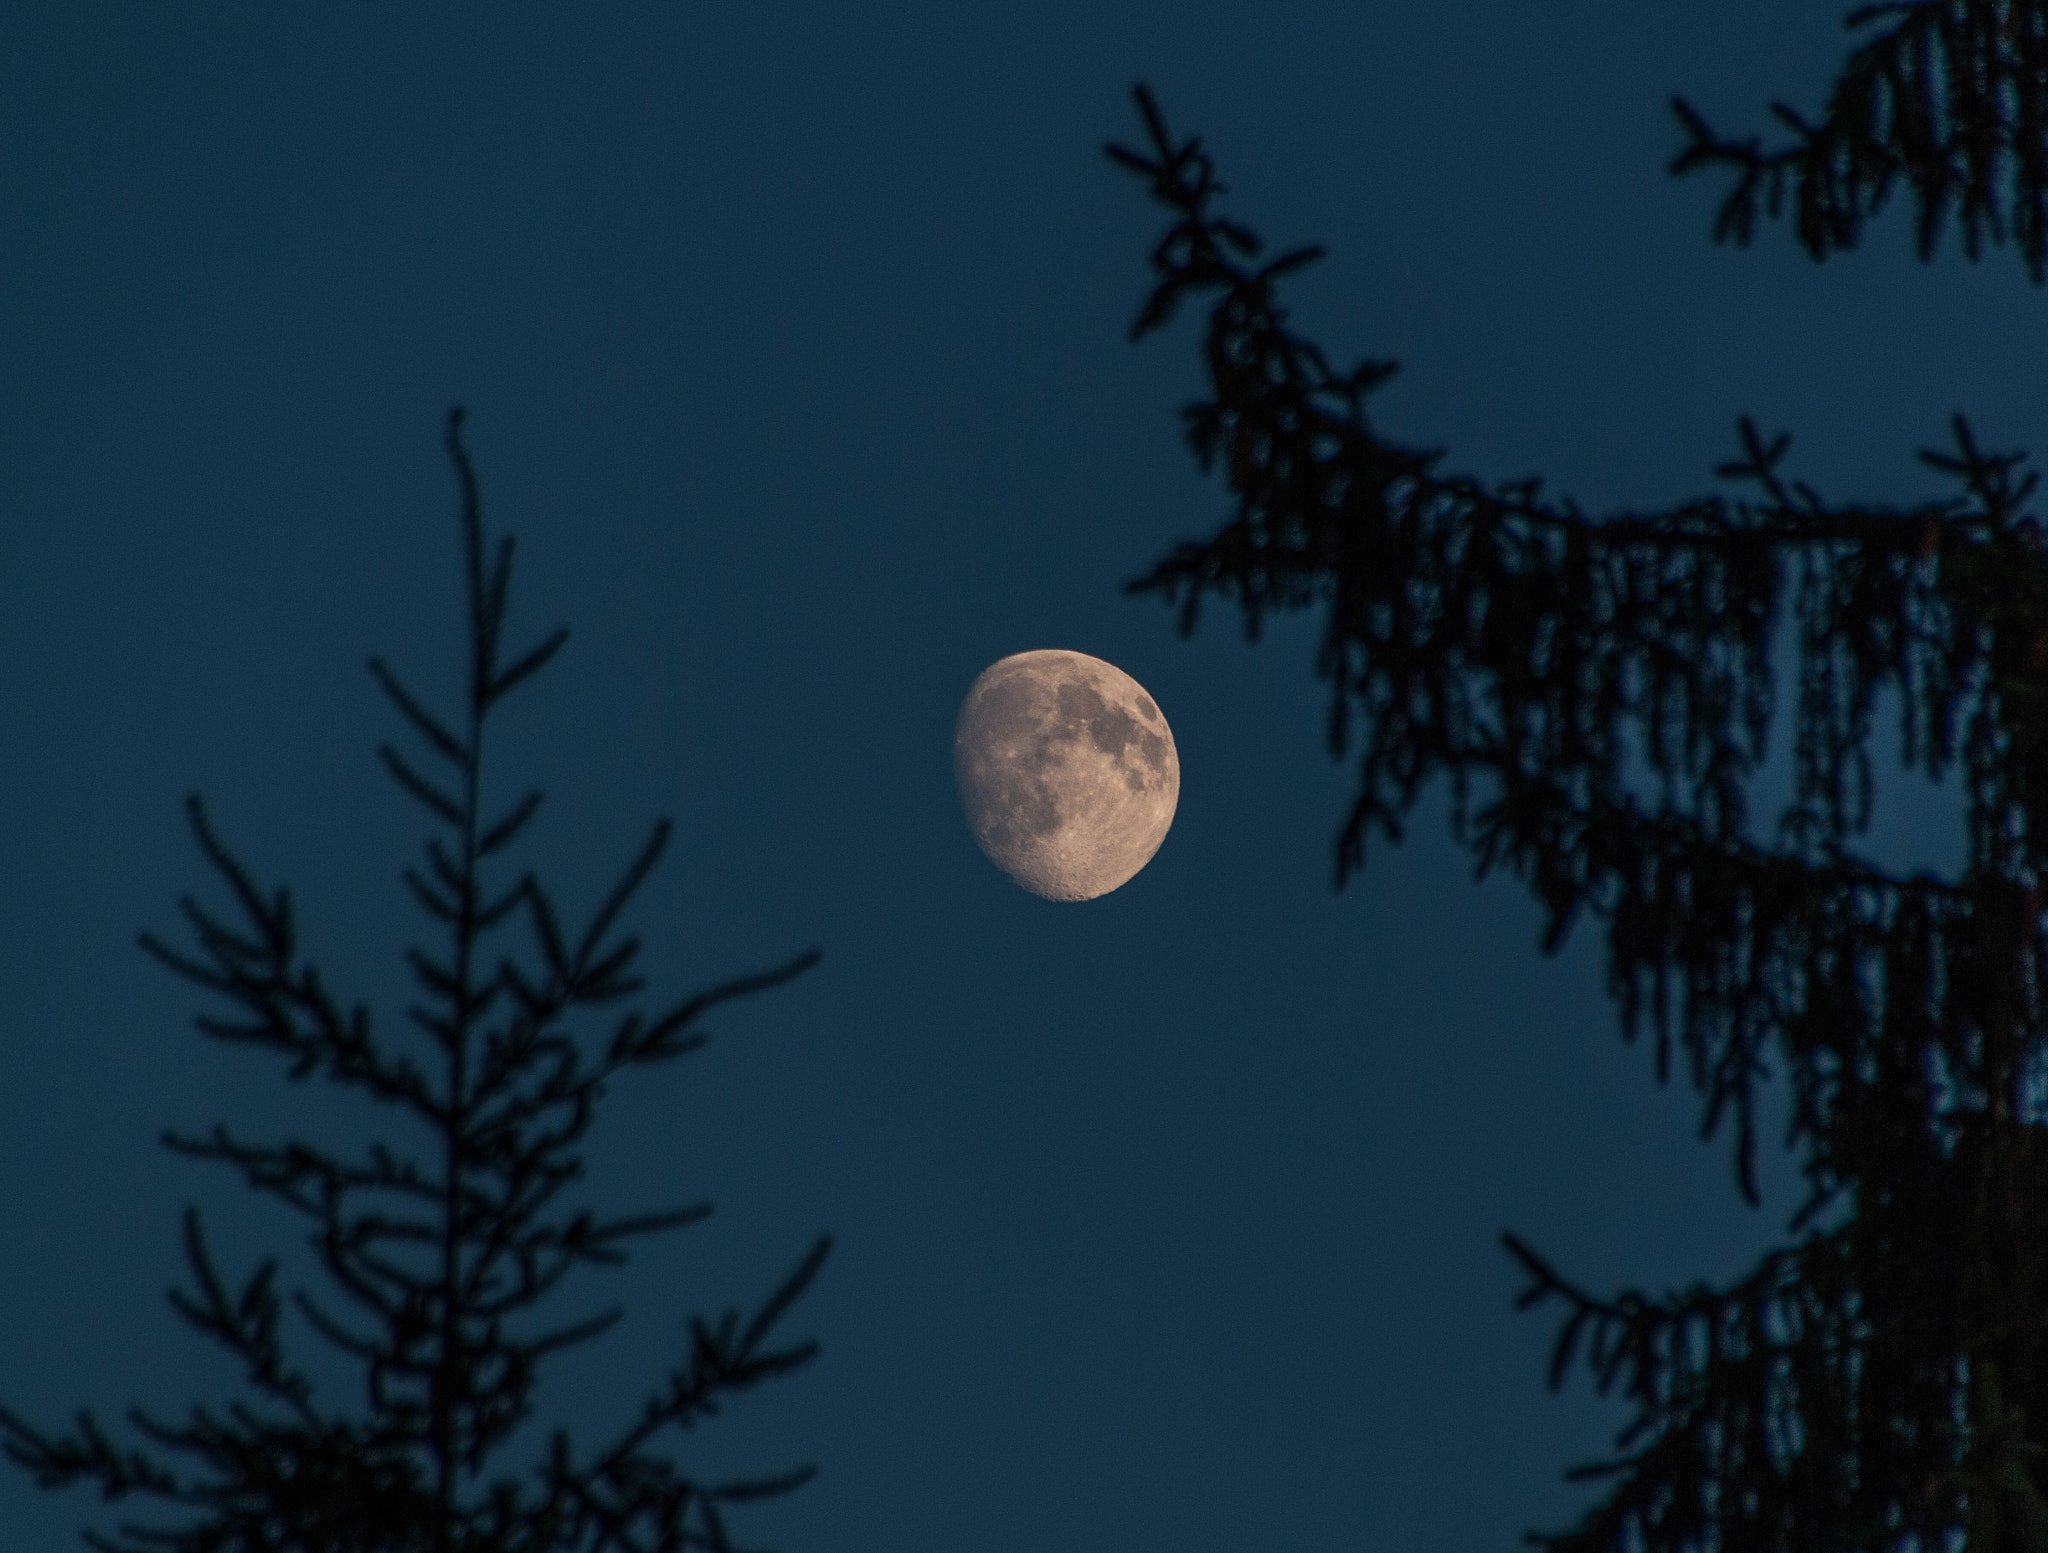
(954, 649, 1180, 901)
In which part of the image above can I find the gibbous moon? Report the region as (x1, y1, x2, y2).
(954, 649, 1179, 901)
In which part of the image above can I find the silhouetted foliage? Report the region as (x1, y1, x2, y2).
(1671, 0, 2048, 281)
(1111, 80, 2048, 1553)
(0, 409, 829, 1553)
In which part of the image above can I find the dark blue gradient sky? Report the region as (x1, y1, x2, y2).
(0, 6, 2029, 1550)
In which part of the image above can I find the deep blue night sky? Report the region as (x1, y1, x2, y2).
(0, 5, 2033, 1550)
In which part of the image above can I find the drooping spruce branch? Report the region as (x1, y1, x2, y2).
(1670, 0, 2048, 281)
(1110, 85, 2048, 1553)
(0, 408, 829, 1553)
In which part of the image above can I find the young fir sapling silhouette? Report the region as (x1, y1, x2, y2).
(1109, 56, 2048, 1553)
(0, 408, 830, 1553)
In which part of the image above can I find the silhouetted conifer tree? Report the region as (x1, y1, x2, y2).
(1109, 67, 2048, 1553)
(0, 409, 829, 1553)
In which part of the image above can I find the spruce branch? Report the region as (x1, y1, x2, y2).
(1113, 84, 2048, 1553)
(1670, 0, 2048, 281)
